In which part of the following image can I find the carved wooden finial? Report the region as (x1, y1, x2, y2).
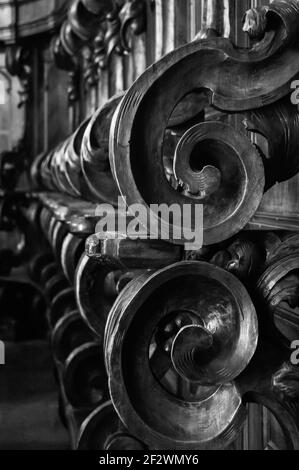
(210, 238, 262, 280)
(272, 362, 299, 401)
(243, 6, 268, 40)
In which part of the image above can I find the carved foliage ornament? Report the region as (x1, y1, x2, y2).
(5, 45, 31, 108)
(0, 144, 26, 191)
(118, 0, 146, 53)
(109, 0, 299, 247)
(52, 0, 147, 97)
(210, 238, 263, 281)
(95, 0, 146, 70)
(272, 362, 299, 401)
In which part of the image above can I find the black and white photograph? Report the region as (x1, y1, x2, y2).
(0, 0, 299, 457)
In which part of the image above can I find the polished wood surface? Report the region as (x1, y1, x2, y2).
(1, 0, 299, 452)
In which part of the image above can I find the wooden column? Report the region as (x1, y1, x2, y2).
(198, 0, 232, 39)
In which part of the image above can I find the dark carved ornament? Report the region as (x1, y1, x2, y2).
(242, 6, 268, 40)
(0, 142, 27, 191)
(5, 45, 32, 108)
(209, 238, 263, 281)
(99, 0, 146, 67)
(82, 46, 98, 90)
(51, 34, 80, 104)
(51, 0, 147, 100)
(272, 362, 299, 401)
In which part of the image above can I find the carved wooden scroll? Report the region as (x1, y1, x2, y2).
(109, 0, 299, 246)
(81, 93, 124, 205)
(31, 93, 209, 211)
(77, 401, 147, 450)
(23, 0, 299, 451)
(105, 261, 258, 449)
(31, 1, 299, 246)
